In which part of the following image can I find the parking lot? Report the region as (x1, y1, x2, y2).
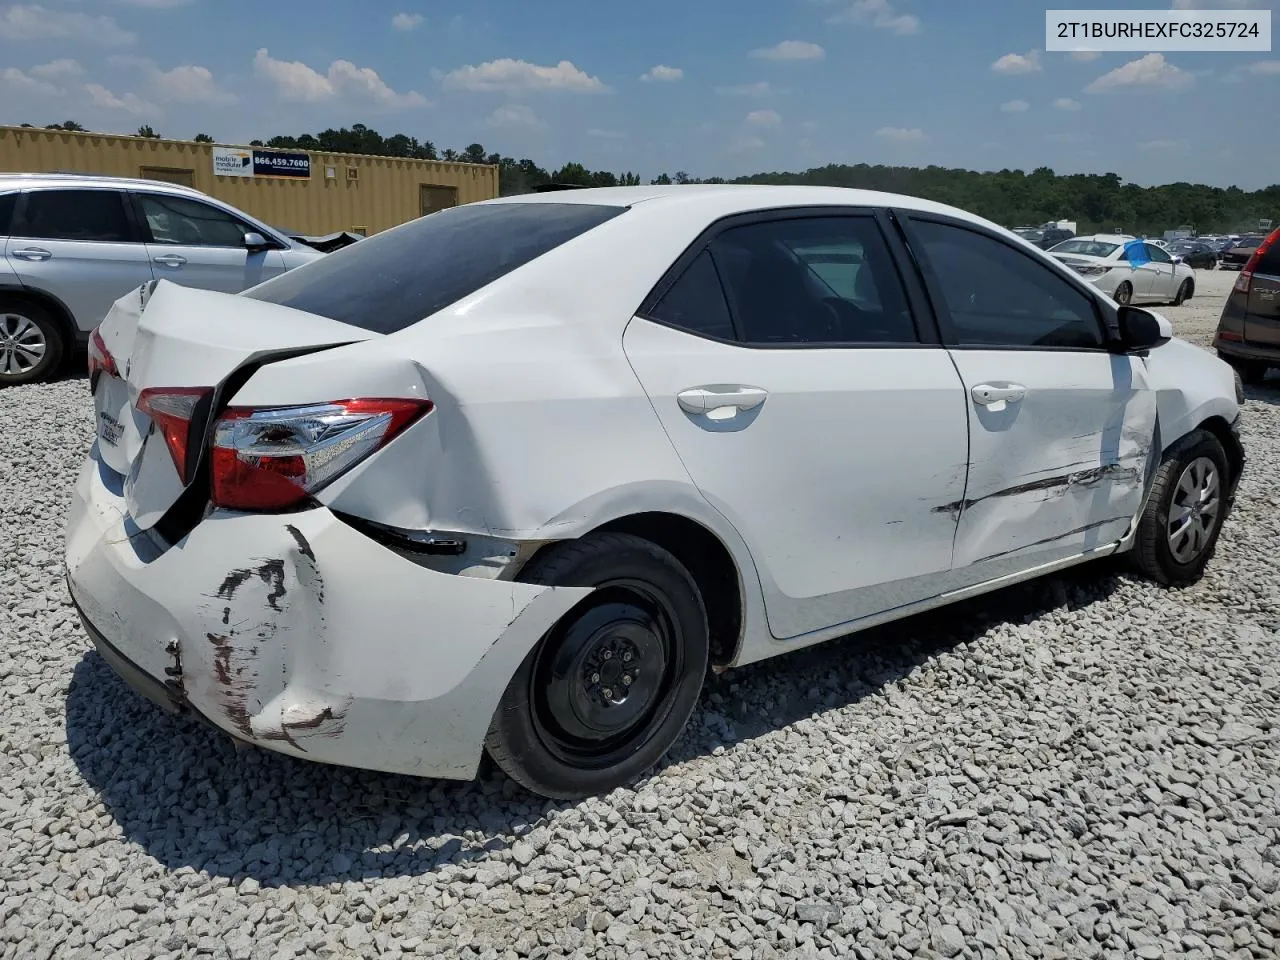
(1, 267, 1277, 959)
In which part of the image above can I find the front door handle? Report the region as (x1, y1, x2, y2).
(11, 247, 52, 262)
(971, 382, 1026, 411)
(677, 385, 768, 418)
(152, 254, 187, 268)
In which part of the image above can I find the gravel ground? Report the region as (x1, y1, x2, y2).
(2, 268, 1278, 960)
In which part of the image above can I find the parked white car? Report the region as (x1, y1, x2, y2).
(65, 186, 1244, 799)
(1047, 234, 1196, 306)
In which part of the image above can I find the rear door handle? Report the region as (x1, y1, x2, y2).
(152, 255, 187, 268)
(677, 385, 768, 417)
(971, 382, 1026, 410)
(11, 247, 52, 262)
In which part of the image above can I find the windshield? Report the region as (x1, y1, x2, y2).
(245, 202, 625, 333)
(1049, 239, 1120, 257)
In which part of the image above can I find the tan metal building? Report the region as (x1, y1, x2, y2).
(0, 126, 498, 236)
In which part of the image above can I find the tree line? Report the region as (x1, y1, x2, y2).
(22, 121, 1279, 234)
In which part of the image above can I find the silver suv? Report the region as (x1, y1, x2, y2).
(0, 174, 324, 384)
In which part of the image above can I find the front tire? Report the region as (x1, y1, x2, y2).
(1131, 430, 1231, 587)
(0, 301, 64, 386)
(1173, 278, 1192, 305)
(1114, 281, 1133, 305)
(485, 532, 710, 799)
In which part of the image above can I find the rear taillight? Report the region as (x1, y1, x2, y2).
(87, 328, 118, 391)
(210, 398, 432, 512)
(136, 387, 213, 484)
(1235, 227, 1280, 295)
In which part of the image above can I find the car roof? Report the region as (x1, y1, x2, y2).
(474, 183, 1009, 231)
(0, 172, 207, 197)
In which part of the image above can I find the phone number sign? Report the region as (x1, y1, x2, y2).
(212, 146, 311, 179)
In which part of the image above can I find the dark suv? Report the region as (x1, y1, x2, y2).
(1214, 227, 1280, 384)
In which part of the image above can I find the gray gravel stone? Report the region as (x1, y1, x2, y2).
(1, 273, 1277, 959)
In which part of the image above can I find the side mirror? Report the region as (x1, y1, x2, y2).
(1171, 255, 1184, 265)
(243, 231, 270, 251)
(1115, 305, 1173, 353)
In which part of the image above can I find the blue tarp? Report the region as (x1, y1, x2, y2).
(1123, 239, 1150, 265)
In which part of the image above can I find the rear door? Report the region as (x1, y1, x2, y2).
(5, 187, 153, 332)
(900, 213, 1156, 581)
(1243, 234, 1280, 348)
(623, 208, 970, 640)
(130, 191, 288, 294)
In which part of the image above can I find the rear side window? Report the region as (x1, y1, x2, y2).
(1255, 236, 1280, 276)
(648, 251, 736, 340)
(245, 202, 624, 333)
(0, 192, 16, 236)
(13, 189, 133, 243)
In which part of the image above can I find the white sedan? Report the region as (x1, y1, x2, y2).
(1047, 235, 1196, 306)
(66, 186, 1244, 799)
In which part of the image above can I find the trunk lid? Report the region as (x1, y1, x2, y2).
(92, 279, 376, 530)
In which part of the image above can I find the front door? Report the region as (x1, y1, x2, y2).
(903, 215, 1157, 581)
(5, 188, 154, 331)
(1144, 243, 1177, 301)
(623, 211, 970, 639)
(132, 192, 287, 294)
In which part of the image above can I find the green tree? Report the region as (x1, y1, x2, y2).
(193, 133, 214, 143)
(136, 125, 159, 138)
(45, 120, 86, 131)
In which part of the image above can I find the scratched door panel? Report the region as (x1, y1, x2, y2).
(947, 349, 1156, 577)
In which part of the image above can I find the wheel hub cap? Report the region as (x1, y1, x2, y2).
(1167, 456, 1220, 564)
(0, 313, 47, 376)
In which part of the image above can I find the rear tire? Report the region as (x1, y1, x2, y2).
(485, 532, 710, 799)
(1114, 281, 1133, 305)
(1219, 352, 1268, 385)
(0, 300, 64, 386)
(1131, 430, 1231, 587)
(1173, 279, 1192, 306)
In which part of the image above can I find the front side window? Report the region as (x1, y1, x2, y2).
(246, 202, 624, 334)
(707, 216, 916, 345)
(1145, 243, 1173, 264)
(14, 190, 132, 243)
(912, 219, 1104, 350)
(137, 193, 255, 248)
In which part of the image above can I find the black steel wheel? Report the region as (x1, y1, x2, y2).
(486, 532, 710, 799)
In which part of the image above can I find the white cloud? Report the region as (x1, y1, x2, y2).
(829, 0, 920, 35)
(486, 103, 544, 128)
(1000, 99, 1029, 113)
(85, 83, 156, 115)
(715, 81, 774, 97)
(119, 0, 190, 6)
(253, 49, 429, 107)
(991, 50, 1040, 74)
(1085, 53, 1192, 92)
(1053, 97, 1082, 111)
(640, 65, 683, 83)
(730, 134, 766, 152)
(151, 64, 235, 104)
(441, 58, 608, 93)
(391, 12, 423, 31)
(30, 59, 82, 80)
(0, 66, 59, 97)
(0, 4, 135, 44)
(746, 108, 782, 126)
(1069, 50, 1101, 62)
(1247, 60, 1280, 75)
(875, 126, 926, 141)
(750, 40, 825, 61)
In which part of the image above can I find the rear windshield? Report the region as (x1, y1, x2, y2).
(244, 202, 625, 333)
(0, 191, 16, 236)
(1050, 239, 1119, 258)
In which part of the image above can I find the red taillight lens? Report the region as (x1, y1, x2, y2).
(136, 387, 213, 483)
(1236, 228, 1280, 295)
(210, 397, 432, 512)
(87, 328, 118, 390)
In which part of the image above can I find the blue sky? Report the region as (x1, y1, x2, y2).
(1, 0, 1276, 188)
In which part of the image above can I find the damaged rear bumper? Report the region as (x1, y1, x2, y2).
(64, 448, 591, 780)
